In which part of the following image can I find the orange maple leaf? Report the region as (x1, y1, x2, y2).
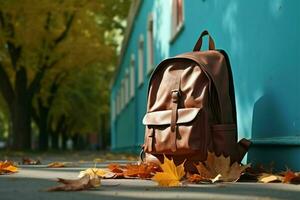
(187, 174, 206, 183)
(0, 161, 18, 175)
(107, 163, 124, 178)
(124, 163, 160, 179)
(283, 170, 296, 183)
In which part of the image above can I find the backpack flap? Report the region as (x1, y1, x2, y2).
(142, 107, 209, 155)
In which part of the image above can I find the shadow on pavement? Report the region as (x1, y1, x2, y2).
(1, 175, 300, 200)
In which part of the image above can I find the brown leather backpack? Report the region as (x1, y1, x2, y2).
(141, 30, 251, 172)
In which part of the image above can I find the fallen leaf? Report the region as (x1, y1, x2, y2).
(124, 163, 160, 179)
(281, 170, 300, 184)
(152, 155, 185, 187)
(47, 162, 66, 168)
(22, 158, 41, 165)
(258, 173, 283, 183)
(0, 161, 18, 175)
(78, 168, 115, 179)
(282, 170, 296, 183)
(108, 163, 124, 173)
(47, 174, 100, 191)
(195, 152, 250, 182)
(187, 174, 206, 183)
(107, 163, 124, 178)
(211, 174, 222, 183)
(289, 175, 300, 184)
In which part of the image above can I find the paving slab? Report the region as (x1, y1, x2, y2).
(1, 163, 300, 200)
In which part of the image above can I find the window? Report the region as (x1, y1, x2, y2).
(138, 35, 144, 86)
(147, 13, 154, 74)
(170, 0, 184, 42)
(124, 70, 129, 105)
(130, 54, 135, 98)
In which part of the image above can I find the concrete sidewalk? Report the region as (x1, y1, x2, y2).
(1, 162, 300, 200)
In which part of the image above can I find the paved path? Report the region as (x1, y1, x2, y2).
(1, 161, 300, 200)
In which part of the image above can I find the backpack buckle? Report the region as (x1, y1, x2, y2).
(171, 90, 181, 103)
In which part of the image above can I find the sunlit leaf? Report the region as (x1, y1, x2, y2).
(78, 168, 115, 179)
(152, 155, 185, 187)
(195, 152, 250, 182)
(124, 163, 161, 179)
(0, 161, 18, 175)
(258, 173, 283, 183)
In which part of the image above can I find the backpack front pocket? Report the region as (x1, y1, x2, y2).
(142, 107, 209, 155)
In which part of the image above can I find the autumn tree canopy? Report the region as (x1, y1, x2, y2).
(0, 0, 130, 150)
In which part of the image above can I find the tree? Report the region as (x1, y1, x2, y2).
(0, 0, 130, 150)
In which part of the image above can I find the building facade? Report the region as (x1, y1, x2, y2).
(110, 0, 300, 170)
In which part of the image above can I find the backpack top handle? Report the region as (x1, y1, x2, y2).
(193, 30, 215, 51)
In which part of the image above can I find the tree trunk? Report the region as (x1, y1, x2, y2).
(38, 116, 48, 151)
(51, 131, 59, 150)
(11, 99, 31, 150)
(61, 129, 67, 150)
(100, 114, 109, 150)
(10, 67, 31, 150)
(37, 99, 49, 151)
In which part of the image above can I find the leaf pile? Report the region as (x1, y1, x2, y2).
(78, 163, 161, 180)
(0, 161, 18, 175)
(46, 151, 300, 191)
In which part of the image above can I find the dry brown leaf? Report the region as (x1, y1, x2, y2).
(78, 168, 115, 179)
(47, 174, 100, 191)
(22, 158, 41, 165)
(289, 175, 300, 184)
(47, 162, 66, 168)
(195, 152, 250, 182)
(258, 173, 283, 183)
(0, 161, 18, 175)
(152, 155, 185, 187)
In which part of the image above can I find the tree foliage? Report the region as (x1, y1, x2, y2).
(0, 0, 130, 149)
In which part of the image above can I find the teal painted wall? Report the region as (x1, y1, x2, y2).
(111, 0, 300, 169)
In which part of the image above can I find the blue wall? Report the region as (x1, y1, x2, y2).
(111, 0, 300, 169)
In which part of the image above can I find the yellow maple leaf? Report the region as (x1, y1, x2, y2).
(152, 155, 185, 187)
(195, 152, 250, 182)
(0, 161, 18, 174)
